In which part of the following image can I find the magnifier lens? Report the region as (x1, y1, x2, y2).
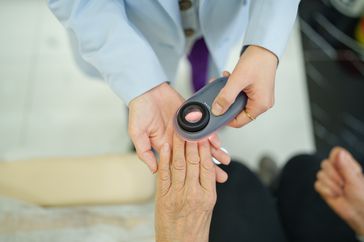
(177, 102, 210, 132)
(184, 109, 203, 123)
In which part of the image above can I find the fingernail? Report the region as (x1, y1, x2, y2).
(220, 147, 229, 154)
(212, 157, 221, 165)
(149, 166, 156, 174)
(148, 161, 157, 173)
(212, 102, 223, 116)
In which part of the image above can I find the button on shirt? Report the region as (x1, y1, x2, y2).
(179, 0, 202, 51)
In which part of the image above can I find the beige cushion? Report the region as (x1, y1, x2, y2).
(0, 154, 155, 206)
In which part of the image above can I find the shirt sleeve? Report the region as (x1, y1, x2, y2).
(48, 0, 167, 104)
(243, 0, 301, 61)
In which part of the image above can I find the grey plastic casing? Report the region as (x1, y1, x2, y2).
(174, 77, 248, 141)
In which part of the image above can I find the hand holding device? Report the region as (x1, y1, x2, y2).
(174, 77, 248, 141)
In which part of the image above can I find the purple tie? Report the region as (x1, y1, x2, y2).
(187, 38, 209, 92)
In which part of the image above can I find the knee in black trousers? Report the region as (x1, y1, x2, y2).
(209, 161, 286, 242)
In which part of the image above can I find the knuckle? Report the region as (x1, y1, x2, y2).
(158, 166, 170, 175)
(201, 159, 214, 171)
(173, 158, 186, 170)
(159, 173, 170, 182)
(187, 154, 200, 165)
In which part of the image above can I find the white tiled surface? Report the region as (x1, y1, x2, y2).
(0, 0, 315, 168)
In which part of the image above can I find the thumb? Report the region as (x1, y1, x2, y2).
(212, 76, 243, 116)
(335, 149, 362, 185)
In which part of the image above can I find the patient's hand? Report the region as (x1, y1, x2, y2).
(315, 147, 364, 235)
(155, 134, 217, 242)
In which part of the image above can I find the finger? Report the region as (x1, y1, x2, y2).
(315, 180, 337, 198)
(222, 71, 231, 77)
(215, 166, 228, 183)
(316, 170, 343, 197)
(228, 91, 273, 128)
(186, 141, 200, 186)
(208, 71, 231, 85)
(211, 74, 244, 116)
(171, 133, 187, 190)
(199, 140, 216, 191)
(208, 133, 221, 149)
(130, 132, 157, 173)
(335, 149, 362, 185)
(329, 146, 343, 163)
(157, 143, 171, 196)
(228, 106, 256, 128)
(211, 146, 231, 165)
(321, 160, 344, 187)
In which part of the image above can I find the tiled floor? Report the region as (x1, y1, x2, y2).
(0, 0, 315, 169)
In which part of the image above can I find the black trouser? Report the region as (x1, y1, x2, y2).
(209, 155, 361, 242)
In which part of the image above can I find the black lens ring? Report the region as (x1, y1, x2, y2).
(177, 101, 210, 132)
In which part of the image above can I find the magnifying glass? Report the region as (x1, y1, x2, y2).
(174, 77, 248, 141)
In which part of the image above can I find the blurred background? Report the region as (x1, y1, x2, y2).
(0, 0, 363, 241)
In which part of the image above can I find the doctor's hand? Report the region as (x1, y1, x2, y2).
(315, 147, 364, 236)
(128, 83, 183, 173)
(128, 83, 230, 174)
(211, 45, 278, 127)
(155, 135, 217, 242)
